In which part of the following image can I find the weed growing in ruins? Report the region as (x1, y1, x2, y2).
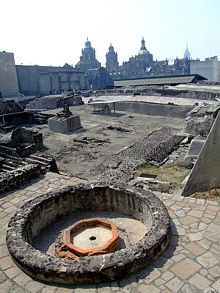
(136, 163, 190, 192)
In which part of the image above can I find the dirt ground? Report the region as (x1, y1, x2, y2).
(34, 104, 186, 180)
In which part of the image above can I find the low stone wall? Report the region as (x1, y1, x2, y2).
(0, 152, 58, 194)
(0, 163, 42, 193)
(27, 95, 83, 110)
(7, 184, 170, 285)
(95, 88, 220, 101)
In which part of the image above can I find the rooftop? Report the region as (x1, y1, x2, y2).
(114, 74, 207, 87)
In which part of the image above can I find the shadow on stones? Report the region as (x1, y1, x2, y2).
(32, 211, 138, 253)
(133, 219, 179, 283)
(62, 127, 86, 136)
(0, 174, 45, 200)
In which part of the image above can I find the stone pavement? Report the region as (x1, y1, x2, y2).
(0, 172, 220, 292)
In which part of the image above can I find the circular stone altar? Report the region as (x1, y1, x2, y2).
(60, 217, 119, 257)
(6, 184, 171, 285)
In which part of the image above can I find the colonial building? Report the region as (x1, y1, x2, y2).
(105, 44, 119, 76)
(120, 38, 154, 79)
(105, 38, 190, 80)
(76, 39, 114, 89)
(87, 67, 114, 90)
(16, 64, 88, 96)
(75, 38, 101, 71)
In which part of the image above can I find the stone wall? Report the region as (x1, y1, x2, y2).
(0, 152, 58, 193)
(92, 88, 220, 101)
(0, 163, 42, 193)
(182, 111, 220, 196)
(16, 65, 88, 96)
(113, 101, 193, 118)
(11, 127, 43, 147)
(0, 51, 19, 98)
(0, 100, 23, 115)
(1, 127, 43, 157)
(26, 95, 83, 110)
(185, 104, 220, 136)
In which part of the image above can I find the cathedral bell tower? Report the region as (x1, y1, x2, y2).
(105, 43, 119, 75)
(76, 38, 101, 71)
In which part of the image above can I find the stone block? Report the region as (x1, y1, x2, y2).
(48, 115, 82, 133)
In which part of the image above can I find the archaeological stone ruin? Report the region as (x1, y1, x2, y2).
(1, 84, 220, 290)
(48, 104, 82, 133)
(7, 184, 170, 284)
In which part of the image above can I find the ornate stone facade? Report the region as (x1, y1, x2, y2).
(105, 44, 119, 76)
(76, 38, 101, 71)
(105, 38, 190, 80)
(76, 39, 114, 89)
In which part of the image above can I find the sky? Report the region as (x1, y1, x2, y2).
(1, 0, 220, 67)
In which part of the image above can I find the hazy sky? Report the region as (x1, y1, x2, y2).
(1, 0, 220, 67)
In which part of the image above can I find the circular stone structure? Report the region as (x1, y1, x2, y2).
(6, 184, 171, 285)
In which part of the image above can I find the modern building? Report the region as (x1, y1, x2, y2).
(75, 38, 101, 71)
(0, 51, 19, 98)
(190, 56, 220, 82)
(105, 38, 190, 80)
(16, 64, 88, 96)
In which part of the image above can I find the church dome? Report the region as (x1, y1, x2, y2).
(138, 38, 150, 55)
(85, 38, 91, 48)
(139, 48, 150, 55)
(109, 43, 114, 52)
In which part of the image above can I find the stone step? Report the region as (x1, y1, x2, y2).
(1, 164, 16, 171)
(25, 157, 48, 167)
(0, 167, 13, 173)
(29, 154, 52, 163)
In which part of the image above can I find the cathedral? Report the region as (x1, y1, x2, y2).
(105, 44, 119, 76)
(75, 38, 191, 87)
(75, 38, 101, 71)
(75, 39, 113, 89)
(105, 38, 190, 80)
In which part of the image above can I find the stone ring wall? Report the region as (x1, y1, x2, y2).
(6, 184, 170, 285)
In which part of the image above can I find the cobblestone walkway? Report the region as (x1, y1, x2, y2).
(0, 173, 220, 293)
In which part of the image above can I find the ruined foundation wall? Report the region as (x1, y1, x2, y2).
(0, 163, 42, 193)
(103, 102, 193, 118)
(182, 111, 220, 196)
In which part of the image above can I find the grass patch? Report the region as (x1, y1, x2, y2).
(136, 162, 190, 190)
(136, 163, 160, 176)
